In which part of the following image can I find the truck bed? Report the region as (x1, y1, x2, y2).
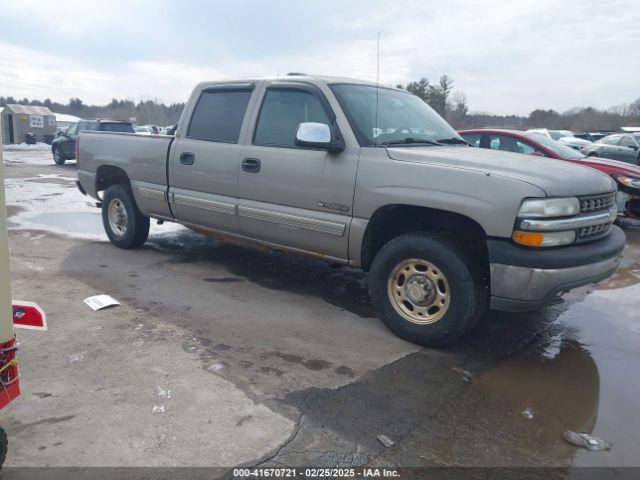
(77, 131, 174, 220)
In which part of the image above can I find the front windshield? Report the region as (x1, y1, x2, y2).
(525, 132, 586, 160)
(330, 84, 461, 146)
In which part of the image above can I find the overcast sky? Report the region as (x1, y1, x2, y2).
(1, 0, 638, 115)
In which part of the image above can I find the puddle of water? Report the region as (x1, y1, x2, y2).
(564, 285, 640, 467)
(473, 342, 599, 452)
(472, 283, 640, 467)
(26, 212, 105, 237)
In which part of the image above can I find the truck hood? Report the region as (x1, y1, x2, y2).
(386, 146, 616, 197)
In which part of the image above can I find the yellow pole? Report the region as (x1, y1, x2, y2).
(0, 124, 15, 342)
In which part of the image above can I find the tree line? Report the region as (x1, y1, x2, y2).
(0, 96, 185, 126)
(399, 75, 639, 132)
(2, 78, 639, 132)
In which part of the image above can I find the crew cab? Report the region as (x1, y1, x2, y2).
(75, 75, 625, 346)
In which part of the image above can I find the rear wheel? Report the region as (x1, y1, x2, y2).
(102, 184, 150, 249)
(369, 232, 487, 347)
(53, 147, 65, 165)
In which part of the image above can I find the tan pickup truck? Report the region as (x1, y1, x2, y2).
(76, 75, 625, 346)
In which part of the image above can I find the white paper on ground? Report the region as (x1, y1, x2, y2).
(83, 294, 120, 311)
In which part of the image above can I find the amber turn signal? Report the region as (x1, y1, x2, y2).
(513, 230, 545, 246)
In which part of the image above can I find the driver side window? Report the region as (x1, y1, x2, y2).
(253, 89, 330, 148)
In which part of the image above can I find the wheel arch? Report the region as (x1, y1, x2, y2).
(360, 204, 489, 272)
(96, 165, 131, 194)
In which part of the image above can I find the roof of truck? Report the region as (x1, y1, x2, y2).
(196, 74, 387, 89)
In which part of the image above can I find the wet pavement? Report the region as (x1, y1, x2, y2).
(2, 145, 640, 472)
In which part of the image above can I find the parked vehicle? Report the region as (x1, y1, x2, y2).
(527, 128, 592, 150)
(51, 119, 135, 165)
(161, 124, 177, 135)
(135, 125, 161, 135)
(573, 132, 593, 142)
(76, 76, 624, 346)
(582, 133, 640, 165)
(459, 128, 640, 219)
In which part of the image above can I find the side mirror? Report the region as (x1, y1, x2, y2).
(628, 145, 638, 150)
(295, 123, 344, 153)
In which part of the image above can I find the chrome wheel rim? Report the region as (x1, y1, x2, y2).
(387, 258, 450, 325)
(108, 199, 128, 237)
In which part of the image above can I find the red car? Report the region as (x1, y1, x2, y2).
(459, 128, 640, 219)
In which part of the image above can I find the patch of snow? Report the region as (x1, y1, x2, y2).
(4, 142, 50, 151)
(542, 333, 563, 360)
(4, 149, 185, 241)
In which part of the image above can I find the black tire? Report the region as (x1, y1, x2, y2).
(369, 232, 487, 347)
(102, 184, 150, 249)
(53, 147, 65, 165)
(0, 426, 7, 469)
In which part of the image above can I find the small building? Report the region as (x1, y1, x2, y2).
(1, 104, 57, 144)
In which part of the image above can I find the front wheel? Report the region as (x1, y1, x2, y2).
(102, 184, 150, 249)
(53, 147, 65, 165)
(369, 232, 487, 347)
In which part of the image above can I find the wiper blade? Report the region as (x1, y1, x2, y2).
(436, 137, 469, 145)
(380, 137, 442, 146)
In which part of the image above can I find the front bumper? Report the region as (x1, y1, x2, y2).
(489, 225, 626, 311)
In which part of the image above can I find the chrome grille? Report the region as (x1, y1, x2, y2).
(580, 193, 615, 213)
(577, 222, 612, 242)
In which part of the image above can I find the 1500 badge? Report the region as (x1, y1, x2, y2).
(317, 201, 350, 213)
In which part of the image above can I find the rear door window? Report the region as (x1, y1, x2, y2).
(187, 88, 253, 143)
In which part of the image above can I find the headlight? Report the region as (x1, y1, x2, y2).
(616, 176, 640, 189)
(513, 230, 576, 247)
(517, 197, 580, 218)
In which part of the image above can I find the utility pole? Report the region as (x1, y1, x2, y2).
(0, 129, 14, 342)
